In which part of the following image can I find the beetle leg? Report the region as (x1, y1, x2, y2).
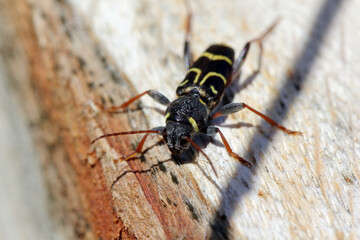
(231, 42, 251, 80)
(231, 18, 280, 80)
(207, 126, 252, 167)
(211, 102, 301, 135)
(184, 3, 193, 69)
(91, 128, 165, 163)
(96, 90, 170, 112)
(114, 133, 150, 163)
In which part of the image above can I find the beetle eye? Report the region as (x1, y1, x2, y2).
(180, 138, 190, 148)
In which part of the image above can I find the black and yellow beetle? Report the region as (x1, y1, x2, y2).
(91, 13, 300, 171)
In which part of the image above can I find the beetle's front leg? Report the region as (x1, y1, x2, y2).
(96, 90, 170, 112)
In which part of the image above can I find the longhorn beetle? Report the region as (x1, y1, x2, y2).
(91, 13, 301, 172)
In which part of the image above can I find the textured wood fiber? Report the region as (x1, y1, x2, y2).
(71, 0, 360, 239)
(1, 0, 359, 239)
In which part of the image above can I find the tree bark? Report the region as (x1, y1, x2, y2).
(1, 0, 359, 239)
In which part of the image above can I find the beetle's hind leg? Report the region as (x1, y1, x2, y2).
(183, 2, 193, 69)
(231, 19, 280, 80)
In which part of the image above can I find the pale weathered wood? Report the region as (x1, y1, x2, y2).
(0, 0, 136, 239)
(1, 0, 359, 239)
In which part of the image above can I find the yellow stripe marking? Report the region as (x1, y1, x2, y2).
(187, 68, 202, 84)
(218, 43, 232, 48)
(198, 98, 207, 107)
(178, 79, 189, 87)
(183, 86, 196, 94)
(210, 85, 218, 95)
(201, 52, 233, 65)
(201, 52, 215, 60)
(199, 72, 227, 85)
(165, 112, 170, 121)
(199, 98, 210, 114)
(188, 117, 199, 132)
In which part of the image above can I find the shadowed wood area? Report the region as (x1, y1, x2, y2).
(0, 0, 359, 239)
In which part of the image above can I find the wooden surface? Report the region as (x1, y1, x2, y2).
(0, 0, 359, 239)
(0, 38, 65, 240)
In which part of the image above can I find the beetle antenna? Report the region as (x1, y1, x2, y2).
(91, 129, 164, 145)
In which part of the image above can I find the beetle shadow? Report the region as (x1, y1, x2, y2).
(209, 0, 345, 239)
(169, 133, 226, 190)
(173, 132, 213, 165)
(109, 135, 224, 191)
(111, 158, 173, 189)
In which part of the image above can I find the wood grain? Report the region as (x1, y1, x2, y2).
(1, 0, 359, 239)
